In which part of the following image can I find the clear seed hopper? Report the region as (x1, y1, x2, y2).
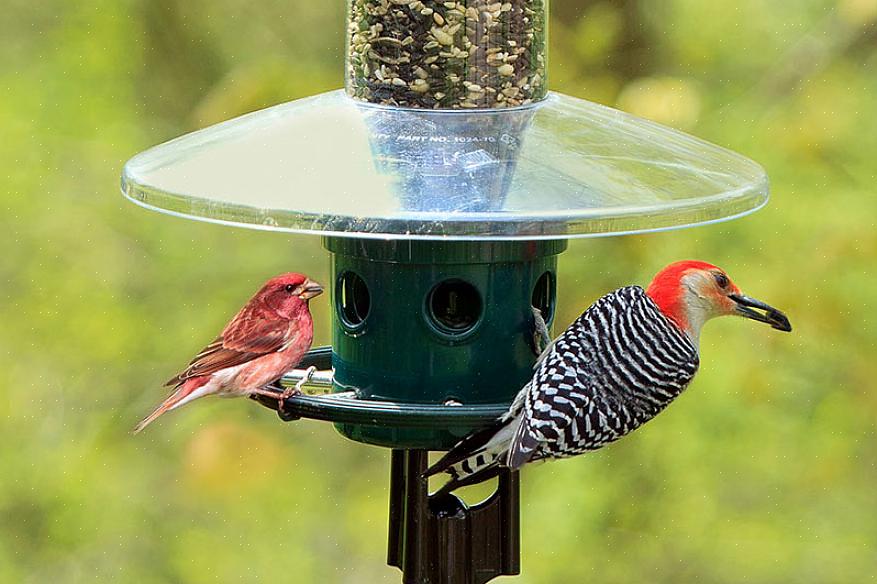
(122, 1, 768, 582)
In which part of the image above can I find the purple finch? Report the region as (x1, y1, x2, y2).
(134, 273, 323, 433)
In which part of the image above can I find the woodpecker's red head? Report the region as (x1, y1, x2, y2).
(646, 260, 791, 341)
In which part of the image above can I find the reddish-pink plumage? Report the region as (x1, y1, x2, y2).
(134, 273, 323, 433)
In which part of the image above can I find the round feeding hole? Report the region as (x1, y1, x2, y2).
(427, 279, 482, 337)
(337, 271, 370, 330)
(532, 271, 556, 324)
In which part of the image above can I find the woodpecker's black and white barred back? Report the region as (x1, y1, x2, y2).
(426, 260, 792, 496)
(426, 286, 699, 495)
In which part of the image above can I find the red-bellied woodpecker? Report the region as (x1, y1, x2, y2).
(425, 261, 792, 494)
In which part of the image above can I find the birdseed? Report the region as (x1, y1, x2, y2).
(346, 0, 547, 109)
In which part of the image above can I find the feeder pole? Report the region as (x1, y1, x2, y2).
(388, 450, 520, 584)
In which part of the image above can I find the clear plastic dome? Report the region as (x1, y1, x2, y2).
(121, 90, 768, 240)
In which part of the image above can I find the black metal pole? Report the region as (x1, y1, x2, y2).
(387, 450, 521, 584)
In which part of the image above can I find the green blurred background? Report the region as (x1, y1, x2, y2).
(2, 0, 876, 582)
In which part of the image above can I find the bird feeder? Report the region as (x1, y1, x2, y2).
(122, 1, 769, 582)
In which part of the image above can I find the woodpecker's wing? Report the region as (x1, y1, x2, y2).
(506, 286, 699, 469)
(165, 309, 293, 386)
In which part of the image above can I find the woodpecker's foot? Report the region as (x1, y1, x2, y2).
(531, 305, 552, 355)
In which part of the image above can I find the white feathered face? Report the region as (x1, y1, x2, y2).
(681, 266, 792, 337)
(678, 267, 738, 331)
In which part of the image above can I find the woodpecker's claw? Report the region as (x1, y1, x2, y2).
(531, 306, 552, 355)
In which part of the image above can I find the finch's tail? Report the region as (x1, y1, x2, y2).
(133, 377, 211, 434)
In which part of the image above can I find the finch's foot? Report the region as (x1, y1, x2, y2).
(276, 388, 298, 421)
(251, 387, 284, 401)
(275, 389, 299, 421)
(276, 367, 315, 421)
(250, 386, 286, 412)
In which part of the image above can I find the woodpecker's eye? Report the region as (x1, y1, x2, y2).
(285, 284, 295, 293)
(714, 273, 729, 289)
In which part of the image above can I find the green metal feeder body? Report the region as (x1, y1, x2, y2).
(328, 238, 564, 449)
(122, 1, 770, 582)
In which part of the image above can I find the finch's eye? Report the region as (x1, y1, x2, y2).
(285, 284, 295, 293)
(714, 273, 729, 289)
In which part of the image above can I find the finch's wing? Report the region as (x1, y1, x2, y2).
(165, 312, 291, 386)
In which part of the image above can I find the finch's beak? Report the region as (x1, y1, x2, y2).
(299, 279, 324, 300)
(729, 294, 792, 332)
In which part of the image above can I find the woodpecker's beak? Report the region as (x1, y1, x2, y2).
(299, 279, 324, 300)
(729, 294, 792, 332)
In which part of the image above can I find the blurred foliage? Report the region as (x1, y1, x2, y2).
(1, 0, 876, 582)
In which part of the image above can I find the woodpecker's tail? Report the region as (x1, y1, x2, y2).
(133, 376, 211, 434)
(424, 415, 521, 496)
(424, 383, 530, 495)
